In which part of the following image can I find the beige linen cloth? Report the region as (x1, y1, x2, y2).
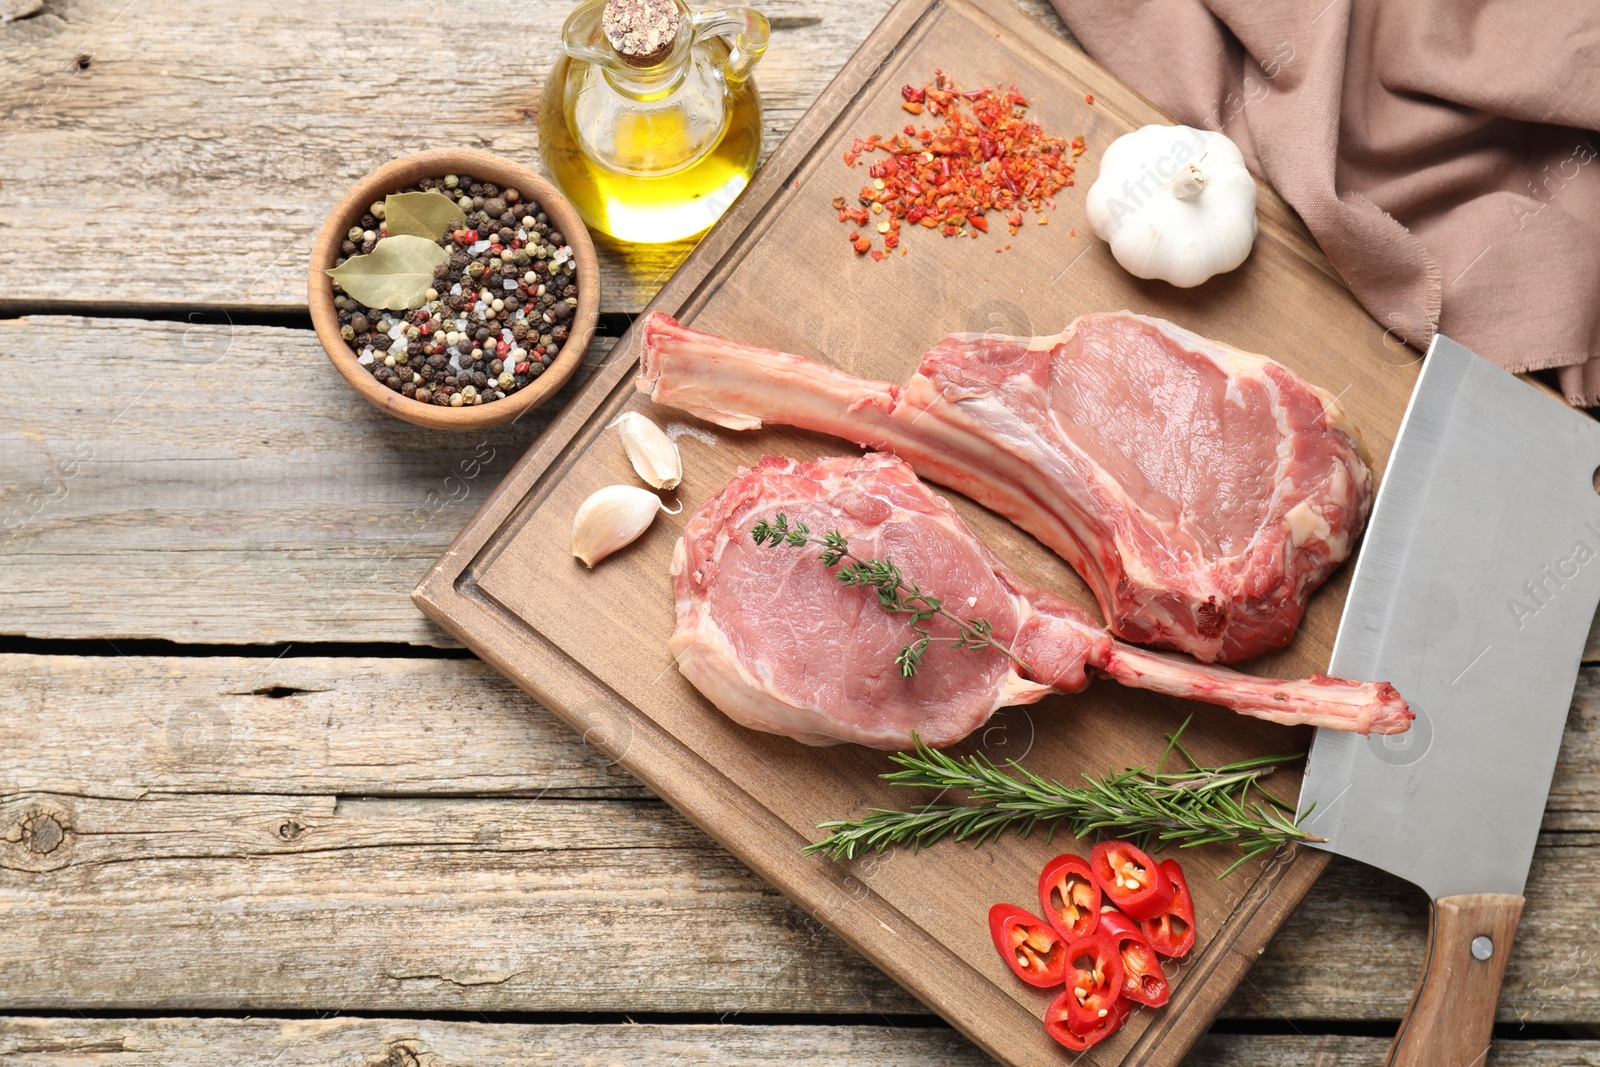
(1049, 0, 1600, 403)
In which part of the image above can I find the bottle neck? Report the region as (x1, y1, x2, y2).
(601, 40, 692, 101)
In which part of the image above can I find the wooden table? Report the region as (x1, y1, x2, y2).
(3, 2, 1599, 1063)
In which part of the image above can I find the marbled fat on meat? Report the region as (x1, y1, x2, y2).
(670, 453, 1409, 750)
(640, 311, 1373, 664)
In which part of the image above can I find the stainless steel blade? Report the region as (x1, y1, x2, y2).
(1296, 336, 1600, 900)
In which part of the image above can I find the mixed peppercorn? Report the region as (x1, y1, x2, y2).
(836, 70, 1086, 261)
(989, 841, 1196, 1051)
(331, 173, 580, 407)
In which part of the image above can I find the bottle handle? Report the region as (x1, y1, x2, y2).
(690, 8, 769, 84)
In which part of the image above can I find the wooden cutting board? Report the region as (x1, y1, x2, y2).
(414, 1, 1420, 1062)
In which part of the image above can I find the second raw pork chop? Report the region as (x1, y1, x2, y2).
(671, 453, 1409, 750)
(640, 311, 1372, 664)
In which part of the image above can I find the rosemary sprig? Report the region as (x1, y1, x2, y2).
(805, 718, 1320, 877)
(751, 512, 1029, 678)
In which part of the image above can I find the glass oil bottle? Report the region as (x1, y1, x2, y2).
(539, 0, 769, 244)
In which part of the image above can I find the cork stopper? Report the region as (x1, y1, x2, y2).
(602, 0, 681, 66)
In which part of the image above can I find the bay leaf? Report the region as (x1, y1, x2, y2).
(325, 235, 448, 310)
(383, 190, 465, 240)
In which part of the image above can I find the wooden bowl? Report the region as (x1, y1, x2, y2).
(308, 149, 600, 429)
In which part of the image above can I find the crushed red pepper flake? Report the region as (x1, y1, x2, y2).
(837, 70, 1084, 260)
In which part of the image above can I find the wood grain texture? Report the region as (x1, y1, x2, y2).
(0, 1019, 1597, 1067)
(0, 318, 611, 646)
(7, 655, 1600, 1023)
(412, 1, 1420, 1064)
(0, 0, 1069, 317)
(6, 312, 1596, 659)
(0, 655, 642, 799)
(1388, 894, 1525, 1067)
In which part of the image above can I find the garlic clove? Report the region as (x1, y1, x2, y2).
(571, 484, 676, 568)
(609, 411, 683, 490)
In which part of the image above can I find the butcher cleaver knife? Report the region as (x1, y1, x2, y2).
(1295, 335, 1600, 1066)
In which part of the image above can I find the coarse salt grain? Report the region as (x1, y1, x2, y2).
(469, 240, 491, 255)
(503, 279, 518, 290)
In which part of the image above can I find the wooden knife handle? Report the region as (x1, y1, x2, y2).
(1387, 893, 1524, 1067)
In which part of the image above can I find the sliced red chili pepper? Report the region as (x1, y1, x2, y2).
(1037, 853, 1101, 940)
(1140, 859, 1197, 958)
(1061, 930, 1124, 1032)
(1089, 839, 1174, 920)
(1099, 910, 1171, 1008)
(987, 903, 1067, 988)
(1044, 986, 1129, 1050)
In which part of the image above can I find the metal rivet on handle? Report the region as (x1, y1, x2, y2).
(1471, 936, 1494, 961)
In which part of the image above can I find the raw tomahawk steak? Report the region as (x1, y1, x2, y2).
(641, 311, 1373, 664)
(671, 453, 1409, 750)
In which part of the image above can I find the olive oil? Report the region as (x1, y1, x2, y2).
(539, 53, 762, 243)
(539, 0, 768, 244)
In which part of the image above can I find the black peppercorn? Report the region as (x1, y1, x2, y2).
(341, 239, 357, 255)
(549, 231, 563, 244)
(551, 301, 573, 322)
(552, 324, 569, 342)
(401, 382, 417, 398)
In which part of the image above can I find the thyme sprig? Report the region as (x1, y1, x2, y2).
(751, 513, 1029, 678)
(805, 717, 1320, 877)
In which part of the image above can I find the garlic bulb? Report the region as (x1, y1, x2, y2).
(1085, 124, 1258, 288)
(571, 485, 678, 568)
(609, 411, 682, 490)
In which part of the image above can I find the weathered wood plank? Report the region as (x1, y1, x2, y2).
(5, 777, 1593, 1020)
(11, 653, 1600, 825)
(0, 1018, 1595, 1066)
(4, 656, 1600, 1020)
(0, 791, 919, 1013)
(0, 0, 1069, 317)
(0, 654, 642, 799)
(0, 318, 610, 645)
(23, 311, 1586, 660)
